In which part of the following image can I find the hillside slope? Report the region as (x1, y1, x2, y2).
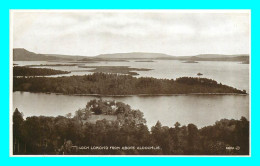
(13, 48, 75, 61)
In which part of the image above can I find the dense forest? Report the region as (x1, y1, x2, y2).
(13, 73, 246, 95)
(13, 66, 70, 76)
(13, 99, 249, 155)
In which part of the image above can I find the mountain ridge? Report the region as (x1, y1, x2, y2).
(13, 48, 67, 61)
(96, 52, 173, 59)
(13, 48, 249, 62)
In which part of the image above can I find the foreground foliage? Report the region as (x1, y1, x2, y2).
(13, 99, 249, 155)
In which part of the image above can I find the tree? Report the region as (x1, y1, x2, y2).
(174, 122, 181, 129)
(13, 108, 24, 154)
(66, 113, 72, 119)
(187, 123, 199, 154)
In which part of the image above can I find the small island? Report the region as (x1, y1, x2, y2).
(135, 60, 154, 62)
(183, 60, 199, 63)
(13, 72, 246, 95)
(78, 66, 152, 76)
(241, 60, 249, 64)
(13, 66, 71, 76)
(79, 58, 129, 62)
(68, 61, 98, 63)
(26, 64, 79, 67)
(197, 73, 203, 76)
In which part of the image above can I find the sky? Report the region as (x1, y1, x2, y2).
(12, 10, 250, 57)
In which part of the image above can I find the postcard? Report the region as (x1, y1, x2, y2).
(10, 10, 250, 156)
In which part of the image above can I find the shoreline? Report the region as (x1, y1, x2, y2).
(13, 91, 249, 97)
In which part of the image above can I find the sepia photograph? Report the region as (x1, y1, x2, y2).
(10, 10, 250, 156)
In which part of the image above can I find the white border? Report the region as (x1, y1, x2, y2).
(11, 9, 250, 13)
(10, 10, 14, 158)
(9, 9, 251, 157)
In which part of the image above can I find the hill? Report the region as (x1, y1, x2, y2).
(96, 52, 172, 59)
(94, 52, 249, 62)
(195, 54, 248, 59)
(13, 48, 59, 61)
(13, 48, 79, 61)
(190, 54, 249, 62)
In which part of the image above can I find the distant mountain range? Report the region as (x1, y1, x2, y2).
(13, 48, 249, 63)
(187, 54, 249, 62)
(96, 52, 171, 59)
(195, 54, 248, 59)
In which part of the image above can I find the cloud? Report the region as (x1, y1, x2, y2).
(12, 11, 250, 56)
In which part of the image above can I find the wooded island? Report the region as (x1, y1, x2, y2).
(13, 72, 246, 95)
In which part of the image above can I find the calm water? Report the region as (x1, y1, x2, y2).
(13, 92, 249, 129)
(14, 60, 249, 92)
(13, 60, 250, 128)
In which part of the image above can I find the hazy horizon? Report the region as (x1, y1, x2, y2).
(13, 47, 250, 57)
(12, 10, 250, 57)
